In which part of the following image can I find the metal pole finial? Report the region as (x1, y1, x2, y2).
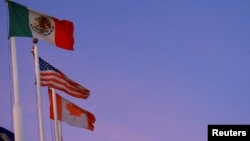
(33, 38, 38, 44)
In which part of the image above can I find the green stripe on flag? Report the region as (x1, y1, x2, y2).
(8, 1, 32, 37)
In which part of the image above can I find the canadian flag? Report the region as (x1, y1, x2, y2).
(48, 89, 96, 131)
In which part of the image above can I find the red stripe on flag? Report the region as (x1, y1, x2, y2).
(86, 111, 96, 130)
(52, 17, 74, 50)
(49, 88, 63, 120)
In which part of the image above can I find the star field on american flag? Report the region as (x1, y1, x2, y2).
(39, 57, 59, 72)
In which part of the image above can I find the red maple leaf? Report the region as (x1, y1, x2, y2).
(66, 103, 83, 120)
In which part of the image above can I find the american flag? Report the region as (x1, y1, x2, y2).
(39, 57, 90, 99)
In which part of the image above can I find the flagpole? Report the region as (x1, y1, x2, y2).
(32, 38, 45, 141)
(51, 88, 60, 141)
(10, 37, 24, 141)
(58, 121, 63, 141)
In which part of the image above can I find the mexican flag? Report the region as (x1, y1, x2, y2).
(7, 1, 74, 50)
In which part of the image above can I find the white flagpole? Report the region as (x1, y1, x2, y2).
(58, 121, 63, 141)
(51, 88, 60, 141)
(10, 37, 24, 141)
(32, 38, 45, 141)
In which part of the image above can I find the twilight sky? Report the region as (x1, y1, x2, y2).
(0, 0, 250, 141)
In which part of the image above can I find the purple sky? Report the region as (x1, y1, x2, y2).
(1, 0, 250, 141)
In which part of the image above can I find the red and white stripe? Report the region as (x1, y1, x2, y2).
(40, 70, 89, 99)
